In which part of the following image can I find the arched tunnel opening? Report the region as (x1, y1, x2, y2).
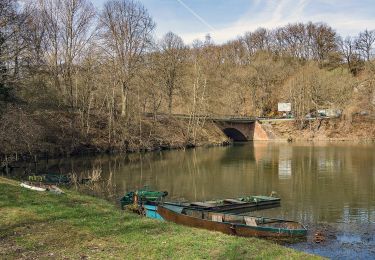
(223, 128, 248, 142)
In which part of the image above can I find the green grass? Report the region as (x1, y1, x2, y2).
(0, 177, 321, 259)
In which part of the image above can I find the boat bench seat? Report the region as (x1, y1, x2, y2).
(190, 202, 216, 208)
(223, 199, 247, 204)
(244, 216, 258, 226)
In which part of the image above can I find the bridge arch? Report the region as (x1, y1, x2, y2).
(222, 128, 248, 142)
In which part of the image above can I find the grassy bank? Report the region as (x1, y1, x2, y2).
(0, 177, 320, 259)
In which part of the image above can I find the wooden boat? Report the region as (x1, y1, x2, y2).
(20, 182, 46, 192)
(164, 195, 281, 214)
(156, 204, 307, 238)
(120, 187, 280, 214)
(20, 182, 64, 194)
(120, 188, 168, 209)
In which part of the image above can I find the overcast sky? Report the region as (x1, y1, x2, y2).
(91, 0, 375, 44)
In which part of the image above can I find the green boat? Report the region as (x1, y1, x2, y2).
(120, 187, 168, 209)
(121, 187, 281, 215)
(164, 195, 281, 214)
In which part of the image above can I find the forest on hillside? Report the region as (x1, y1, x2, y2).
(1, 0, 375, 157)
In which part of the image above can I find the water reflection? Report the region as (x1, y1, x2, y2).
(278, 145, 293, 180)
(7, 141, 375, 258)
(10, 142, 375, 225)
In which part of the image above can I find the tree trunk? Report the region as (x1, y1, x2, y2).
(168, 87, 173, 114)
(121, 85, 127, 117)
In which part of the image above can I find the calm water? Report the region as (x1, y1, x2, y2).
(12, 142, 375, 259)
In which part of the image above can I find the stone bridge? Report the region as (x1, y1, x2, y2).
(164, 114, 275, 141)
(212, 118, 271, 141)
(147, 114, 287, 141)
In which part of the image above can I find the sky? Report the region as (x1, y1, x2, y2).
(91, 0, 375, 44)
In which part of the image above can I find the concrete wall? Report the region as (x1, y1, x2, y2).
(253, 122, 270, 141)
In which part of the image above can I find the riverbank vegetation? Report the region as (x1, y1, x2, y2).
(1, 0, 375, 159)
(0, 177, 319, 259)
(270, 117, 375, 141)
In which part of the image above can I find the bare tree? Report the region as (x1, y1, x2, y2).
(307, 22, 338, 64)
(338, 36, 362, 75)
(31, 0, 96, 108)
(242, 28, 271, 55)
(0, 1, 18, 106)
(139, 53, 164, 117)
(356, 29, 375, 61)
(221, 39, 246, 65)
(0, 0, 27, 110)
(0, 0, 20, 65)
(23, 3, 47, 69)
(273, 23, 309, 59)
(250, 28, 271, 51)
(99, 0, 155, 117)
(37, 0, 64, 103)
(339, 36, 355, 66)
(187, 59, 208, 143)
(158, 32, 186, 114)
(59, 0, 96, 108)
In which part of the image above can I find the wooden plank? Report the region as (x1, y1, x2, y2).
(224, 199, 247, 204)
(212, 214, 224, 222)
(244, 217, 258, 226)
(190, 202, 215, 208)
(252, 196, 280, 201)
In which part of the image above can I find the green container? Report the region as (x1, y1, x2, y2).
(120, 188, 168, 209)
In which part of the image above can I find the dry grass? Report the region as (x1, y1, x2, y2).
(272, 118, 375, 141)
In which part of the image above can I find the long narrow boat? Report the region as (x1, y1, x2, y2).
(156, 204, 307, 238)
(20, 182, 46, 192)
(20, 182, 65, 194)
(120, 188, 281, 213)
(164, 195, 281, 214)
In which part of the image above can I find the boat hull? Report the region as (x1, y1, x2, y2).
(158, 205, 236, 235)
(157, 205, 306, 238)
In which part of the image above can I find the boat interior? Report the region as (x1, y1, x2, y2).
(182, 208, 304, 230)
(165, 196, 281, 210)
(184, 197, 280, 208)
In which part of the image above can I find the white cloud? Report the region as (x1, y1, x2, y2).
(180, 0, 309, 43)
(178, 0, 375, 44)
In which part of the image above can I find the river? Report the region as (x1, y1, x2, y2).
(12, 142, 375, 259)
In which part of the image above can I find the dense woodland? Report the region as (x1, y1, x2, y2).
(1, 0, 375, 158)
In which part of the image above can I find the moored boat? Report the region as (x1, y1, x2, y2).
(164, 195, 281, 214)
(120, 187, 168, 209)
(20, 182, 65, 194)
(20, 182, 46, 192)
(120, 188, 281, 213)
(156, 204, 307, 238)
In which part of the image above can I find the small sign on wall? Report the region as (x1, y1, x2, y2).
(278, 103, 291, 112)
